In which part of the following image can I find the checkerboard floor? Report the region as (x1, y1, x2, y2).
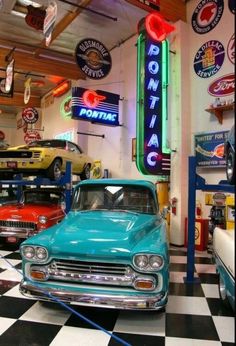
(0, 243, 234, 346)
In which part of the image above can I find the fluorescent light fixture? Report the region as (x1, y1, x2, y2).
(11, 9, 26, 17)
(18, 0, 41, 7)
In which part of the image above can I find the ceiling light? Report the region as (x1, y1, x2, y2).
(18, 0, 41, 7)
(11, 9, 26, 17)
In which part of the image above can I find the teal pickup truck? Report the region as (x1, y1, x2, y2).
(19, 179, 169, 311)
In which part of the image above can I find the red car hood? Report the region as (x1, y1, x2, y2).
(0, 203, 59, 221)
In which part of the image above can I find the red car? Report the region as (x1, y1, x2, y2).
(0, 188, 66, 244)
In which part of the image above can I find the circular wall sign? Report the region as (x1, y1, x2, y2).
(193, 40, 225, 78)
(0, 130, 5, 141)
(24, 130, 41, 144)
(22, 107, 39, 124)
(227, 33, 235, 64)
(192, 0, 224, 34)
(75, 38, 112, 80)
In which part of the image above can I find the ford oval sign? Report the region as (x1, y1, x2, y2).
(208, 73, 235, 96)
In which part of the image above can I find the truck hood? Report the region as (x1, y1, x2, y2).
(37, 210, 163, 259)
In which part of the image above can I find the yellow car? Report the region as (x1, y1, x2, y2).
(0, 139, 94, 180)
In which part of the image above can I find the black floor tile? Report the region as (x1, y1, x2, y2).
(165, 313, 220, 340)
(207, 298, 235, 317)
(169, 249, 187, 256)
(108, 333, 165, 346)
(4, 252, 22, 260)
(0, 280, 19, 295)
(0, 320, 61, 346)
(198, 273, 219, 284)
(194, 257, 215, 264)
(0, 296, 36, 319)
(221, 343, 235, 346)
(65, 305, 120, 330)
(169, 282, 205, 297)
(169, 263, 190, 272)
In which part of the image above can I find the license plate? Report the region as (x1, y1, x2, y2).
(7, 161, 17, 168)
(7, 236, 17, 243)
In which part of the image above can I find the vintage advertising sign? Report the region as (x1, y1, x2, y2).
(192, 0, 224, 34)
(75, 38, 112, 80)
(72, 87, 120, 126)
(208, 73, 235, 96)
(194, 131, 229, 167)
(136, 33, 171, 176)
(22, 108, 39, 124)
(194, 40, 225, 78)
(24, 130, 41, 144)
(5, 59, 14, 93)
(25, 5, 46, 31)
(227, 33, 235, 64)
(228, 0, 235, 14)
(60, 96, 72, 120)
(0, 130, 5, 141)
(24, 77, 31, 104)
(43, 1, 57, 46)
(125, 0, 160, 12)
(0, 78, 13, 97)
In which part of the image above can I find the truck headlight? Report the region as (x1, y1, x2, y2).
(133, 254, 164, 271)
(38, 215, 48, 224)
(21, 245, 48, 262)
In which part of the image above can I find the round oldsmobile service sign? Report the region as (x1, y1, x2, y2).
(75, 38, 112, 80)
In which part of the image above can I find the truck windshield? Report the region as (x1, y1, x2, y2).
(72, 184, 157, 214)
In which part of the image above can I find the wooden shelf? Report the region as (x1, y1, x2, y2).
(205, 104, 234, 124)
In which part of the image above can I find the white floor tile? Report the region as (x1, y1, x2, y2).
(169, 271, 199, 283)
(195, 251, 212, 258)
(0, 317, 16, 335)
(20, 301, 71, 325)
(166, 296, 211, 315)
(0, 258, 21, 270)
(0, 269, 22, 281)
(170, 256, 187, 264)
(212, 316, 235, 343)
(49, 326, 111, 346)
(114, 310, 165, 336)
(0, 251, 11, 257)
(195, 264, 216, 274)
(165, 337, 222, 346)
(201, 284, 219, 298)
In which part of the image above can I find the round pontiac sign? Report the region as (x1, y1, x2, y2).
(22, 107, 39, 124)
(192, 0, 224, 34)
(193, 40, 225, 78)
(75, 38, 112, 80)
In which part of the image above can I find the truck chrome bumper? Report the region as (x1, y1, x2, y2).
(19, 281, 168, 310)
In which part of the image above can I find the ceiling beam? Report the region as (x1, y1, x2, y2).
(0, 93, 41, 108)
(0, 47, 85, 80)
(34, 0, 93, 57)
(159, 0, 186, 22)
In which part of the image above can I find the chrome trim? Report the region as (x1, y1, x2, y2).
(0, 158, 42, 163)
(0, 229, 37, 238)
(19, 281, 168, 310)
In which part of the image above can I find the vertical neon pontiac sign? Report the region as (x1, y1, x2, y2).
(136, 13, 175, 176)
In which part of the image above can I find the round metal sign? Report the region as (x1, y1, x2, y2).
(22, 107, 39, 124)
(75, 38, 112, 80)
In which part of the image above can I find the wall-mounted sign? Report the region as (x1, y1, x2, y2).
(24, 130, 41, 144)
(194, 131, 229, 167)
(43, 1, 57, 46)
(0, 130, 5, 141)
(0, 78, 13, 97)
(24, 77, 31, 104)
(5, 58, 14, 93)
(191, 0, 224, 34)
(75, 38, 112, 80)
(136, 32, 171, 176)
(208, 73, 235, 96)
(125, 0, 160, 12)
(22, 107, 39, 124)
(194, 40, 225, 78)
(25, 5, 46, 31)
(227, 33, 235, 64)
(228, 0, 235, 14)
(60, 96, 72, 120)
(72, 87, 120, 126)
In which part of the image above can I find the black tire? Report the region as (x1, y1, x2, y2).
(218, 274, 231, 309)
(46, 159, 62, 180)
(226, 146, 235, 185)
(80, 164, 91, 180)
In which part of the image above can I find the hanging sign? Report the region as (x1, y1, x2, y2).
(0, 78, 13, 97)
(43, 1, 57, 46)
(227, 33, 235, 64)
(24, 130, 41, 144)
(60, 96, 72, 120)
(194, 131, 229, 167)
(25, 5, 46, 31)
(22, 107, 39, 124)
(194, 40, 225, 78)
(208, 73, 235, 96)
(125, 0, 160, 12)
(24, 77, 31, 104)
(5, 59, 14, 93)
(75, 38, 112, 80)
(72, 87, 120, 126)
(191, 0, 224, 34)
